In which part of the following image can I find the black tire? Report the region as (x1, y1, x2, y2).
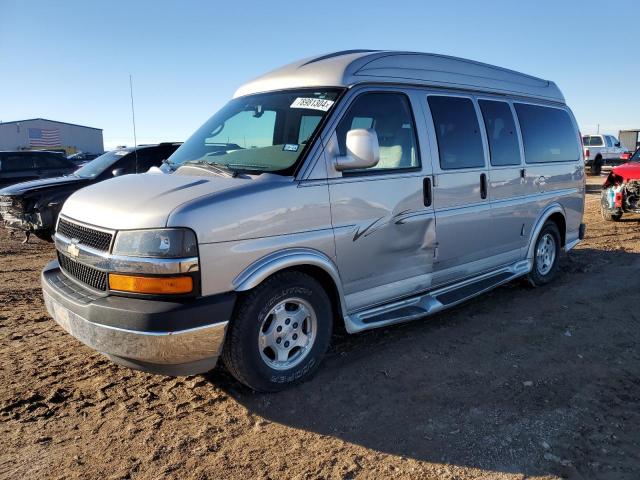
(222, 271, 333, 392)
(33, 229, 54, 242)
(590, 157, 603, 176)
(527, 221, 561, 287)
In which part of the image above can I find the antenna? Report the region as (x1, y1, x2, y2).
(129, 74, 139, 171)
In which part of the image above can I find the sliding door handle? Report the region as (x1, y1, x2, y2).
(423, 177, 432, 207)
(480, 173, 487, 199)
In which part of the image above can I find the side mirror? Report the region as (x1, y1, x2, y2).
(615, 142, 621, 148)
(112, 168, 126, 177)
(335, 129, 380, 171)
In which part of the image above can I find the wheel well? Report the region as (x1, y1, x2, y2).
(547, 212, 566, 247)
(267, 265, 344, 332)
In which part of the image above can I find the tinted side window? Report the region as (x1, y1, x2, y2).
(478, 100, 521, 166)
(34, 155, 69, 169)
(514, 104, 580, 164)
(133, 149, 164, 172)
(428, 96, 485, 169)
(605, 136, 613, 147)
(336, 92, 419, 171)
(106, 154, 137, 176)
(0, 155, 35, 172)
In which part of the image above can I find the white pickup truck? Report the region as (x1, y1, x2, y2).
(582, 134, 627, 175)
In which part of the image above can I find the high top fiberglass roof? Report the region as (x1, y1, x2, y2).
(234, 50, 565, 103)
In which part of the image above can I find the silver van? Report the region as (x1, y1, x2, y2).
(41, 51, 585, 391)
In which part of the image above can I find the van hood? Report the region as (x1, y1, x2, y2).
(61, 172, 259, 230)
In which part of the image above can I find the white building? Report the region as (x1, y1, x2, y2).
(0, 118, 103, 154)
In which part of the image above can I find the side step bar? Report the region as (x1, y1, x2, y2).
(345, 260, 531, 333)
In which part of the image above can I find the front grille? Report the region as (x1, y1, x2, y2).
(57, 218, 113, 251)
(58, 252, 108, 291)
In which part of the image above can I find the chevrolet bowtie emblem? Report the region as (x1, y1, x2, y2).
(67, 239, 80, 258)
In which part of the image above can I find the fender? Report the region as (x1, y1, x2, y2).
(232, 247, 349, 318)
(525, 202, 566, 261)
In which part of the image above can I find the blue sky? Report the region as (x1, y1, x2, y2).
(1, 0, 638, 150)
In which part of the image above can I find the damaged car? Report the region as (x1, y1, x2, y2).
(0, 143, 181, 241)
(601, 148, 640, 221)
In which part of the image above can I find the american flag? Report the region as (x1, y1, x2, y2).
(28, 128, 61, 147)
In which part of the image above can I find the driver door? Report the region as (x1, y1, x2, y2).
(326, 89, 436, 312)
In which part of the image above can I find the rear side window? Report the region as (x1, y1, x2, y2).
(428, 96, 485, 169)
(514, 104, 579, 164)
(478, 100, 521, 166)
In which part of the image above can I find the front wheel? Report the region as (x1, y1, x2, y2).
(222, 271, 333, 392)
(527, 222, 561, 287)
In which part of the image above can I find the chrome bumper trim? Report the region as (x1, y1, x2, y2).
(54, 232, 199, 274)
(43, 290, 227, 365)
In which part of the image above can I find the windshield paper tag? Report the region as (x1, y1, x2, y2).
(290, 97, 334, 111)
(283, 144, 299, 152)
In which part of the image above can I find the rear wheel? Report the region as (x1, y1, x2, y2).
(590, 157, 603, 176)
(527, 222, 561, 287)
(222, 271, 333, 392)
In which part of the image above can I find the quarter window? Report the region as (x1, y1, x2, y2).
(428, 96, 485, 169)
(478, 100, 521, 166)
(335, 92, 420, 171)
(514, 104, 580, 164)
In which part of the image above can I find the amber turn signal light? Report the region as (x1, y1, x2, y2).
(108, 274, 193, 294)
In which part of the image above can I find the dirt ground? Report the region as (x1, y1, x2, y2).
(1, 175, 639, 480)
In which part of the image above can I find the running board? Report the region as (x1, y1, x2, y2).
(345, 260, 532, 333)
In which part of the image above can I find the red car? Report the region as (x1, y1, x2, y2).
(601, 148, 640, 221)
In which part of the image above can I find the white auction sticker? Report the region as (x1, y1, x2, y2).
(290, 97, 334, 111)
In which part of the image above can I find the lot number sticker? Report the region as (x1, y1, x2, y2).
(290, 97, 334, 111)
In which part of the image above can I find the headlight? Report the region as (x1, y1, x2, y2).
(112, 228, 198, 258)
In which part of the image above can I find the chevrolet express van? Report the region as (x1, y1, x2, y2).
(41, 51, 585, 391)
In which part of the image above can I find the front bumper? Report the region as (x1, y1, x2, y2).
(41, 260, 235, 375)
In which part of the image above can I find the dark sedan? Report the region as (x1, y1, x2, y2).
(0, 143, 181, 242)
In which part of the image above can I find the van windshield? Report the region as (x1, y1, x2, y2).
(168, 88, 342, 174)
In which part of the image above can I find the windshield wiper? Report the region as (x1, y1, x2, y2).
(182, 160, 239, 178)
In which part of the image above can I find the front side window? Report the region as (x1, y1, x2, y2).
(514, 104, 580, 164)
(428, 96, 485, 170)
(168, 89, 342, 174)
(478, 100, 521, 166)
(605, 136, 613, 147)
(335, 92, 419, 171)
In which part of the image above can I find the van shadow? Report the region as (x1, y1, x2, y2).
(205, 248, 640, 478)
(585, 182, 603, 195)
